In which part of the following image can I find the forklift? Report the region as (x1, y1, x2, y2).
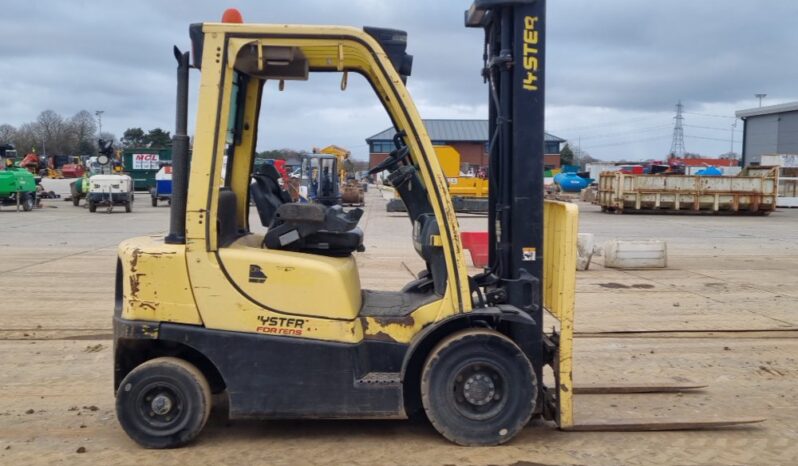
(113, 1, 762, 449)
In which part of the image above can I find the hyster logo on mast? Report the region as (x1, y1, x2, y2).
(522, 16, 540, 91)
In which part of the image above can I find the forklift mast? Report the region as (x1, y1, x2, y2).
(467, 0, 546, 356)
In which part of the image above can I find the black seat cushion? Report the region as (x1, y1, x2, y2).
(264, 227, 364, 257)
(264, 206, 365, 256)
(251, 164, 292, 227)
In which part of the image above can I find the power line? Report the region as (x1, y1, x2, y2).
(684, 124, 742, 132)
(549, 115, 666, 134)
(581, 135, 671, 149)
(683, 134, 734, 143)
(683, 111, 736, 120)
(563, 124, 672, 141)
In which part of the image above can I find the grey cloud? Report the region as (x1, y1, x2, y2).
(1, 0, 794, 160)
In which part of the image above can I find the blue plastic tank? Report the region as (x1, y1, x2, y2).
(556, 172, 592, 192)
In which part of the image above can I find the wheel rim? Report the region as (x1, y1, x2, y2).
(133, 381, 188, 436)
(448, 360, 508, 421)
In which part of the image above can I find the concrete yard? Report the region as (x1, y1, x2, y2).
(1, 189, 797, 465)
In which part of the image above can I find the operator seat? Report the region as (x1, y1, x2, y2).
(250, 164, 364, 257)
(251, 164, 292, 227)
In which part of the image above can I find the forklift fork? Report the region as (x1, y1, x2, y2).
(542, 200, 764, 432)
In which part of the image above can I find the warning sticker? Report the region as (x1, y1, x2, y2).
(522, 247, 537, 261)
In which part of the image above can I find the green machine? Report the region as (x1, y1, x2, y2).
(122, 148, 172, 191)
(0, 166, 37, 211)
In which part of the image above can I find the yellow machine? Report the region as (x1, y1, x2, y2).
(387, 145, 489, 213)
(113, 3, 761, 450)
(316, 144, 365, 206)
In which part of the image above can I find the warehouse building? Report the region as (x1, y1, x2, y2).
(736, 101, 798, 166)
(366, 119, 565, 172)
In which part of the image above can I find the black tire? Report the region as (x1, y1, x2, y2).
(21, 193, 34, 212)
(126, 202, 132, 213)
(73, 196, 80, 207)
(116, 357, 211, 449)
(88, 200, 96, 213)
(151, 196, 158, 207)
(420, 329, 537, 446)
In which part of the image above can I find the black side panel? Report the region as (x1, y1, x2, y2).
(158, 323, 408, 419)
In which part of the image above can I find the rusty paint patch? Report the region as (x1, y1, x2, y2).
(129, 275, 141, 298)
(129, 248, 142, 272)
(372, 315, 415, 328)
(138, 302, 157, 311)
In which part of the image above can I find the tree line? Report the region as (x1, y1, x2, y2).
(0, 110, 175, 157)
(0, 110, 102, 156)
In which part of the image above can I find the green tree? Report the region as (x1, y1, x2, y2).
(145, 128, 172, 148)
(560, 143, 575, 166)
(121, 128, 146, 148)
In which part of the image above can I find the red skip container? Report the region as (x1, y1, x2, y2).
(460, 231, 489, 268)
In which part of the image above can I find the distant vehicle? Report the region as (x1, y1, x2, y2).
(0, 144, 18, 161)
(0, 166, 37, 211)
(150, 164, 173, 206)
(86, 141, 135, 213)
(87, 173, 134, 213)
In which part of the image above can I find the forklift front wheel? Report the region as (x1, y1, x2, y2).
(420, 329, 536, 446)
(88, 200, 96, 213)
(116, 357, 211, 449)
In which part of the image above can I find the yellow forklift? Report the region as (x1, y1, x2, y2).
(113, 2, 761, 449)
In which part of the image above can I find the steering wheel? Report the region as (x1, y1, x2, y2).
(368, 131, 410, 175)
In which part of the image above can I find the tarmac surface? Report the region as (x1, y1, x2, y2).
(1, 187, 797, 465)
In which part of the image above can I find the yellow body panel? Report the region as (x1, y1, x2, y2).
(542, 200, 579, 429)
(118, 236, 201, 325)
(220, 234, 362, 320)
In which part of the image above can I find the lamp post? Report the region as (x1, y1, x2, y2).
(754, 94, 767, 108)
(95, 110, 104, 139)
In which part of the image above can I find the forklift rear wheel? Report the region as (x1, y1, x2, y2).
(88, 200, 96, 213)
(116, 357, 211, 449)
(126, 202, 132, 213)
(151, 196, 158, 207)
(420, 329, 536, 446)
(21, 194, 34, 212)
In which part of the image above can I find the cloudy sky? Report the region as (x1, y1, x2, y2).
(2, 0, 796, 161)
